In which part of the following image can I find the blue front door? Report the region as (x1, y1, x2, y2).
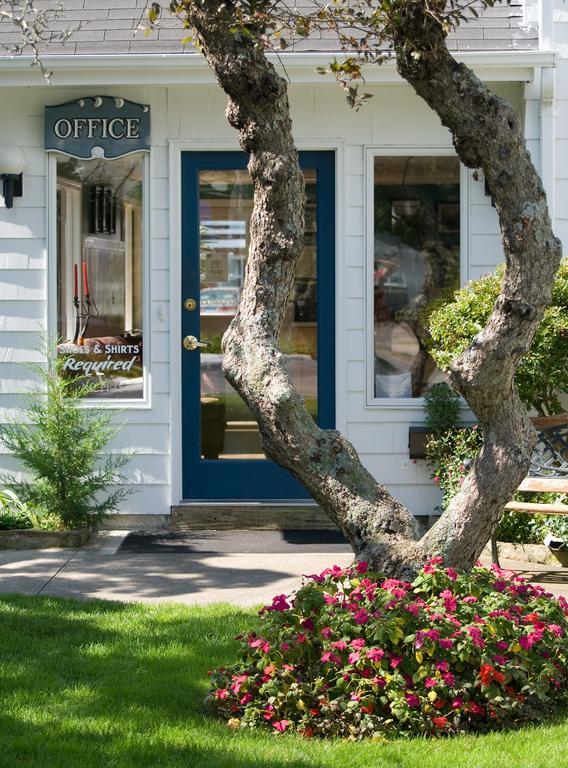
(181, 151, 335, 500)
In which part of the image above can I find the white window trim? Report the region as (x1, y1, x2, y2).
(364, 145, 469, 409)
(47, 151, 152, 409)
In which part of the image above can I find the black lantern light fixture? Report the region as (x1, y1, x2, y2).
(0, 145, 26, 209)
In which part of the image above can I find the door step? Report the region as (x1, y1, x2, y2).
(171, 503, 338, 531)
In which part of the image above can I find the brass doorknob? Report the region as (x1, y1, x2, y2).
(183, 335, 208, 351)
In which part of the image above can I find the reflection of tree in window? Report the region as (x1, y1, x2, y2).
(373, 156, 460, 398)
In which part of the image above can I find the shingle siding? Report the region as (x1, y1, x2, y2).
(0, 1, 539, 57)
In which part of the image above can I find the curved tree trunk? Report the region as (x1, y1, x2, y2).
(186, 3, 422, 578)
(180, 1, 561, 576)
(388, 5, 562, 567)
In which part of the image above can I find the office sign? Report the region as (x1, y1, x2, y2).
(45, 96, 150, 159)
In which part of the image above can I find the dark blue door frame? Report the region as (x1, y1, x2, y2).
(181, 151, 335, 500)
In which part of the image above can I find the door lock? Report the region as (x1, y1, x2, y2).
(183, 335, 208, 351)
(184, 298, 197, 311)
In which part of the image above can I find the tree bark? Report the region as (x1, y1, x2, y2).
(181, 1, 562, 576)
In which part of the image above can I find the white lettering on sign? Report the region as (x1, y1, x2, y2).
(53, 117, 141, 142)
(62, 355, 137, 376)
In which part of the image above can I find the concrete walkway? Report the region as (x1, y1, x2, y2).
(0, 531, 567, 606)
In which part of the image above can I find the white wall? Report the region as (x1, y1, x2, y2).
(0, 76, 520, 518)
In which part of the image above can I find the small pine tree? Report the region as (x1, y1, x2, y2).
(0, 347, 133, 530)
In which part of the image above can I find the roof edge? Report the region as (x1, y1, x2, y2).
(0, 50, 556, 87)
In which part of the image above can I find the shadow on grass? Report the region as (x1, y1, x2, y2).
(0, 594, 315, 768)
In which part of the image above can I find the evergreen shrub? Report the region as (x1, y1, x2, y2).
(0, 350, 132, 530)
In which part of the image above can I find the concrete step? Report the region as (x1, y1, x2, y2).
(171, 503, 338, 531)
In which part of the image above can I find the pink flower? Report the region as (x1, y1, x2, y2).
(496, 640, 509, 651)
(263, 705, 275, 720)
(273, 720, 290, 732)
(439, 638, 454, 650)
(548, 624, 564, 637)
(240, 693, 253, 705)
(355, 561, 368, 574)
(321, 651, 342, 664)
(296, 633, 307, 645)
(324, 594, 338, 605)
(406, 693, 420, 709)
(280, 642, 290, 652)
(425, 677, 437, 689)
(214, 688, 229, 700)
(301, 618, 314, 632)
(367, 647, 384, 661)
(351, 638, 366, 650)
(462, 596, 478, 604)
(268, 594, 290, 612)
(354, 609, 369, 625)
(435, 660, 449, 673)
(390, 655, 403, 668)
(442, 672, 455, 686)
(405, 602, 421, 616)
(452, 697, 463, 709)
(348, 651, 360, 664)
(433, 476, 441, 486)
(446, 567, 458, 581)
(467, 626, 485, 649)
(331, 640, 347, 650)
(320, 626, 332, 639)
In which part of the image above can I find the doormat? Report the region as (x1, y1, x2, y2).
(118, 529, 351, 555)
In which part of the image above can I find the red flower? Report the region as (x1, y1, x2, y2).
(272, 720, 290, 732)
(432, 716, 448, 729)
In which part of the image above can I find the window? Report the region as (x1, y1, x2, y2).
(371, 155, 460, 399)
(56, 154, 145, 400)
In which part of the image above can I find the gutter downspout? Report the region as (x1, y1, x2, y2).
(539, 0, 555, 222)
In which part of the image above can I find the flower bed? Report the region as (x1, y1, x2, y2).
(207, 560, 568, 739)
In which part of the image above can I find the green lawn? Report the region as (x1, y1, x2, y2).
(0, 594, 566, 768)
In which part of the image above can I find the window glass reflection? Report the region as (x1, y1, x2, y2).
(199, 169, 318, 460)
(373, 156, 460, 398)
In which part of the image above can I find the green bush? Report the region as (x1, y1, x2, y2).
(0, 350, 133, 530)
(208, 561, 568, 739)
(427, 260, 568, 416)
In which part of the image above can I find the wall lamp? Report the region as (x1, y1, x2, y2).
(0, 145, 26, 209)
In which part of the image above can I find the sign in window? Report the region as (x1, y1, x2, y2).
(56, 154, 144, 399)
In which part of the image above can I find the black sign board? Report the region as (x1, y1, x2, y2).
(45, 96, 150, 159)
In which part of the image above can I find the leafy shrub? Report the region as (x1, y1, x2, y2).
(208, 560, 568, 739)
(427, 260, 568, 416)
(0, 349, 132, 530)
(423, 384, 483, 512)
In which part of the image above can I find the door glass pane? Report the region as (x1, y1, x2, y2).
(373, 156, 460, 398)
(199, 169, 317, 460)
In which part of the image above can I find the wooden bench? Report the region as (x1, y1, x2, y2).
(491, 414, 568, 565)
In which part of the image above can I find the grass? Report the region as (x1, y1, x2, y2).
(0, 595, 567, 768)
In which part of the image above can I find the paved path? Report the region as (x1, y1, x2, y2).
(0, 531, 567, 606)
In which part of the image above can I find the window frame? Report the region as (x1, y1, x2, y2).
(364, 146, 468, 408)
(47, 151, 152, 409)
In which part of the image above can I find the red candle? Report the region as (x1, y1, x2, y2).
(73, 264, 78, 300)
(82, 261, 89, 296)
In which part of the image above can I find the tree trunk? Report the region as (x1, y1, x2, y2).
(389, 5, 562, 567)
(187, 3, 422, 578)
(181, 1, 562, 576)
